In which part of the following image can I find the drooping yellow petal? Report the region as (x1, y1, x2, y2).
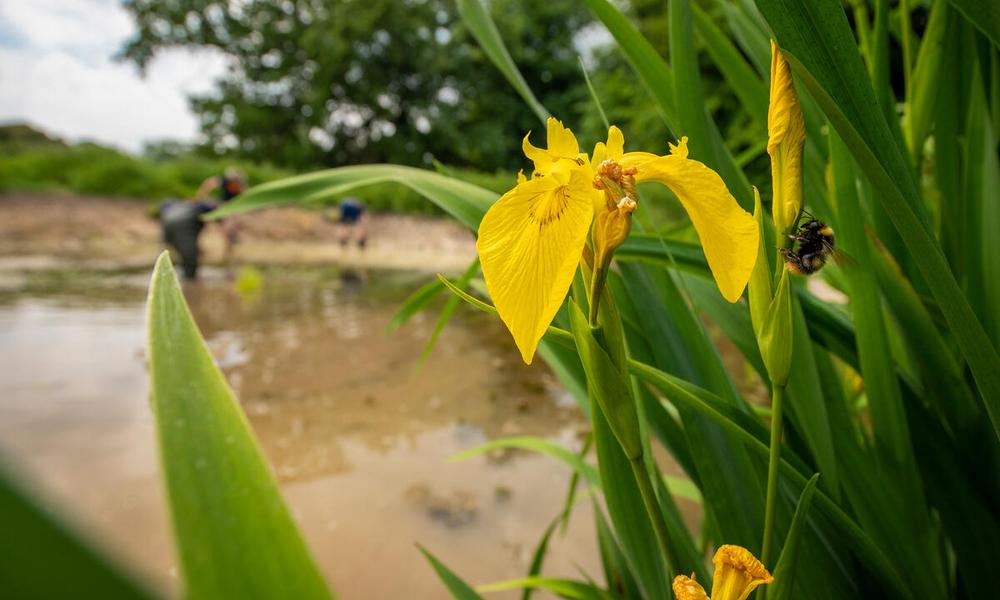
(767, 40, 806, 237)
(620, 138, 758, 302)
(477, 161, 595, 364)
(522, 117, 582, 175)
(672, 574, 710, 600)
(709, 545, 773, 600)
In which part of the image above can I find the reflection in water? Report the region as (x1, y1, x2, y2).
(0, 264, 598, 598)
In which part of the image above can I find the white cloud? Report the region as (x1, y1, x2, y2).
(0, 0, 229, 153)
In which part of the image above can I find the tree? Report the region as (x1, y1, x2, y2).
(119, 0, 593, 171)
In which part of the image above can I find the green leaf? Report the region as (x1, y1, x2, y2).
(767, 473, 820, 600)
(386, 277, 446, 334)
(693, 4, 769, 126)
(212, 164, 495, 232)
(455, 0, 549, 124)
(477, 577, 614, 600)
(628, 359, 914, 599)
(755, 0, 1000, 440)
(419, 546, 485, 600)
(579, 0, 677, 131)
(906, 0, 949, 158)
(947, 0, 1000, 48)
(592, 503, 642, 600)
(449, 436, 599, 486)
(521, 515, 561, 600)
(568, 300, 642, 461)
(147, 253, 333, 600)
(828, 132, 909, 459)
(418, 257, 480, 365)
(0, 460, 159, 600)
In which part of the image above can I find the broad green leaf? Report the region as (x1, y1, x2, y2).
(212, 164, 495, 232)
(767, 473, 820, 600)
(947, 0, 1000, 48)
(147, 253, 333, 600)
(419, 546, 485, 600)
(0, 461, 159, 600)
(455, 0, 549, 124)
(755, 0, 1000, 440)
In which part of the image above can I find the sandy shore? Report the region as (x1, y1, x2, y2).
(0, 193, 477, 273)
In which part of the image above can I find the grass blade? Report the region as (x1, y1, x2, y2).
(147, 253, 333, 600)
(449, 436, 599, 486)
(386, 277, 446, 334)
(477, 577, 614, 600)
(417, 257, 480, 366)
(419, 546, 485, 600)
(455, 0, 549, 123)
(767, 473, 820, 600)
(212, 164, 496, 232)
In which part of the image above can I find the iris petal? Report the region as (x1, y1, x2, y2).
(672, 575, 711, 600)
(477, 163, 595, 364)
(522, 117, 581, 175)
(621, 138, 758, 302)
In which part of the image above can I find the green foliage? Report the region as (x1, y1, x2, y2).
(0, 462, 159, 600)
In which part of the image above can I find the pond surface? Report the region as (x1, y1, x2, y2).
(0, 263, 598, 598)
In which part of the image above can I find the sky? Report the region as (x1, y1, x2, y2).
(0, 0, 229, 153)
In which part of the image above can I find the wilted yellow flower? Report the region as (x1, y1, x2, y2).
(477, 118, 758, 364)
(672, 545, 773, 600)
(767, 40, 806, 238)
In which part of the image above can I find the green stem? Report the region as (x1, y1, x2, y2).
(629, 456, 677, 578)
(761, 383, 786, 566)
(588, 263, 608, 327)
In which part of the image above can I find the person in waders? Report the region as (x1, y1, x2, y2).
(197, 167, 247, 260)
(158, 199, 215, 279)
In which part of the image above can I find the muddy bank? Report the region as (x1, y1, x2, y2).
(0, 193, 477, 273)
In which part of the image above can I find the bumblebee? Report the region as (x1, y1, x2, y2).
(780, 213, 839, 275)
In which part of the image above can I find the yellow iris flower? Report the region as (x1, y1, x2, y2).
(477, 118, 758, 364)
(672, 545, 773, 600)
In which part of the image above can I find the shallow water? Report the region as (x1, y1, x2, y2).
(0, 264, 598, 598)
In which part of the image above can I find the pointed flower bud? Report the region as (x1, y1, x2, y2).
(768, 40, 806, 242)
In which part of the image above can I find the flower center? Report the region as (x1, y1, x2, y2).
(528, 184, 571, 226)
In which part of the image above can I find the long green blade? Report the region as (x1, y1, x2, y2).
(456, 0, 550, 123)
(212, 164, 496, 231)
(147, 253, 333, 600)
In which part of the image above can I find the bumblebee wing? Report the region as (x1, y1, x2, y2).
(828, 244, 857, 268)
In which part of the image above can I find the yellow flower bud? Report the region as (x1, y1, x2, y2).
(768, 40, 806, 241)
